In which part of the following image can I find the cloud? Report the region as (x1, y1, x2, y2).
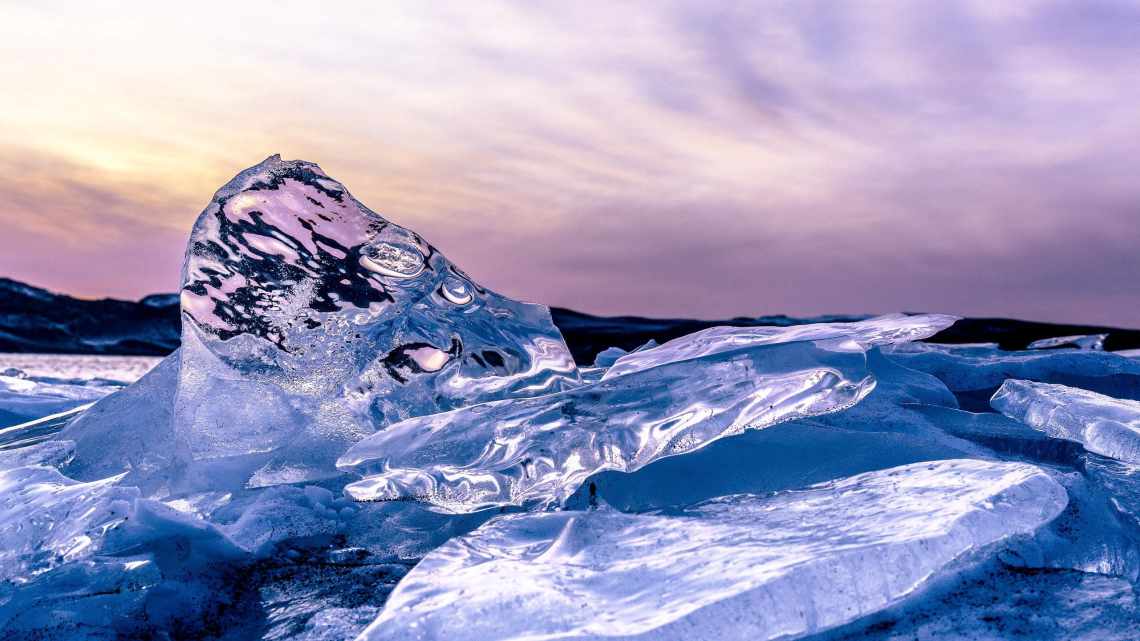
(0, 148, 193, 298)
(1, 1, 1138, 325)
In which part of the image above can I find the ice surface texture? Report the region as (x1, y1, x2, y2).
(338, 314, 957, 513)
(993, 379, 1140, 463)
(0, 157, 592, 637)
(359, 460, 1067, 641)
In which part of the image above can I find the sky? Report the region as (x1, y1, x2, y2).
(1, 1, 1138, 326)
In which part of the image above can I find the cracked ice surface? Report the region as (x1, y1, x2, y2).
(992, 379, 1140, 464)
(338, 315, 956, 513)
(358, 460, 1067, 641)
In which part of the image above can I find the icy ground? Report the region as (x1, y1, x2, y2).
(2, 157, 1140, 640)
(0, 354, 160, 444)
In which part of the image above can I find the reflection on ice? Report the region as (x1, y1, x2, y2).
(359, 460, 1066, 641)
(339, 315, 955, 513)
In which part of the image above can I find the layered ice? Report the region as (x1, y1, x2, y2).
(60, 156, 580, 493)
(992, 379, 1140, 464)
(338, 314, 955, 513)
(358, 460, 1067, 641)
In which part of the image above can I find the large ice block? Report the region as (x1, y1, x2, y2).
(357, 460, 1066, 641)
(566, 348, 978, 513)
(61, 156, 581, 493)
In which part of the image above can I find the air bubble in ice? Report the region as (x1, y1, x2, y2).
(360, 242, 425, 279)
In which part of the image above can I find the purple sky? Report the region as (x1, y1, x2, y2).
(2, 2, 1138, 325)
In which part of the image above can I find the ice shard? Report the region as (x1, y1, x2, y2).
(338, 314, 955, 513)
(357, 460, 1066, 641)
(1028, 334, 1108, 351)
(601, 313, 958, 380)
(0, 466, 137, 582)
(61, 156, 580, 493)
(992, 379, 1140, 464)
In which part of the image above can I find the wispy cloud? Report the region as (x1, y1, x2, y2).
(0, 1, 1137, 324)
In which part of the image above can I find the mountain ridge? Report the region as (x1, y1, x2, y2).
(3, 277, 1139, 363)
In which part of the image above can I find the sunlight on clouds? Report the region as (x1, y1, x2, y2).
(0, 1, 1138, 323)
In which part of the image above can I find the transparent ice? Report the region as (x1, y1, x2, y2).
(992, 379, 1140, 464)
(338, 314, 956, 513)
(358, 460, 1066, 641)
(59, 156, 580, 495)
(0, 466, 136, 582)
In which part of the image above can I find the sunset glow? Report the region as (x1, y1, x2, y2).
(2, 1, 1138, 324)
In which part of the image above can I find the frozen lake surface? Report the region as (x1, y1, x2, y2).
(0, 353, 161, 384)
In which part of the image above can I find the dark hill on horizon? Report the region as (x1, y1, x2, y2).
(3, 277, 1139, 364)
